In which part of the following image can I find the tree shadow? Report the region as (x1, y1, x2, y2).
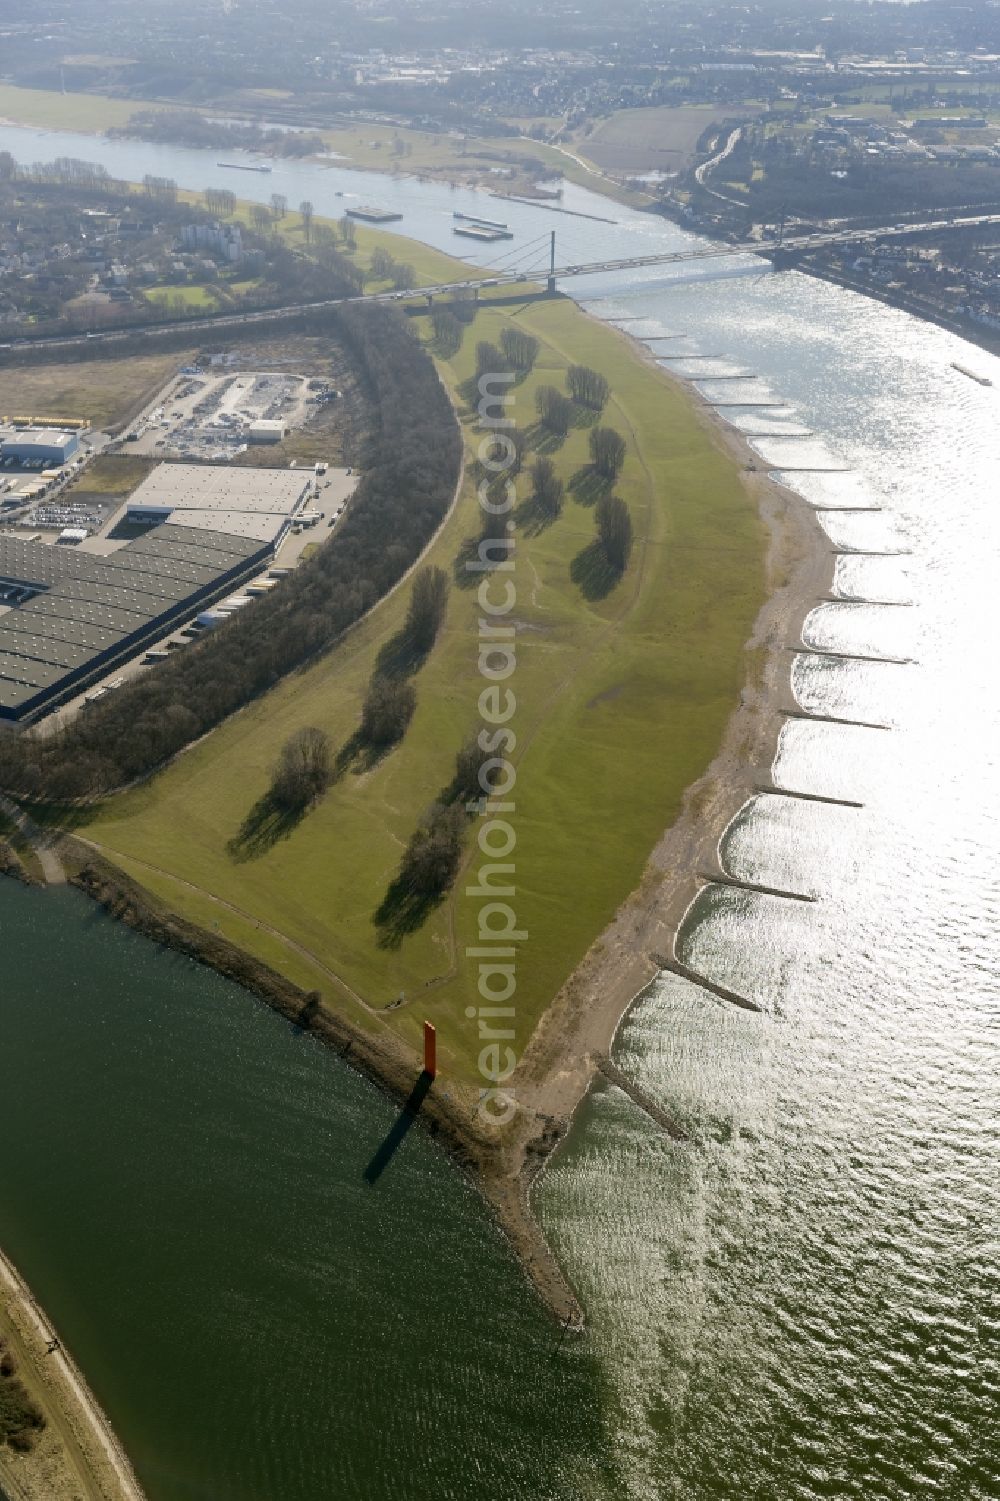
(570, 539, 624, 601)
(429, 331, 462, 360)
(524, 421, 565, 455)
(514, 493, 559, 537)
(373, 873, 448, 949)
(373, 624, 430, 680)
(362, 1070, 434, 1184)
(569, 465, 613, 507)
(570, 403, 601, 429)
(228, 792, 307, 862)
(457, 373, 483, 408)
(332, 728, 397, 780)
(452, 530, 512, 589)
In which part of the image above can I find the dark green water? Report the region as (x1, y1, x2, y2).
(0, 882, 615, 1501)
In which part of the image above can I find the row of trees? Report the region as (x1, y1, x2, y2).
(255, 564, 450, 844)
(112, 111, 324, 159)
(534, 362, 611, 438)
(596, 494, 634, 571)
(370, 246, 416, 290)
(568, 364, 610, 410)
(473, 326, 540, 382)
(0, 307, 461, 801)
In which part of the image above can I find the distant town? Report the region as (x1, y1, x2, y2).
(2, 0, 997, 346)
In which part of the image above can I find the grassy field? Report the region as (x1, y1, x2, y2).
(316, 121, 570, 179)
(0, 82, 157, 133)
(0, 349, 195, 432)
(576, 105, 722, 173)
(80, 257, 767, 1085)
(68, 454, 156, 494)
(143, 283, 219, 309)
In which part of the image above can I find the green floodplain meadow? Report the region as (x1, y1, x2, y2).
(65, 219, 769, 1089)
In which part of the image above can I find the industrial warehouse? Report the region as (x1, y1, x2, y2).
(0, 463, 316, 722)
(1, 426, 81, 466)
(124, 462, 313, 545)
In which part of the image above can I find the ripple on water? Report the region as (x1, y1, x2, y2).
(542, 272, 998, 1501)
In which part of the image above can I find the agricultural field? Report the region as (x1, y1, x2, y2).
(575, 104, 723, 174)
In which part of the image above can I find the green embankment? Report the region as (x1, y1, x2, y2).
(0, 82, 156, 133)
(83, 265, 766, 1085)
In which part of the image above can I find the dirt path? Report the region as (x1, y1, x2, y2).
(0, 797, 65, 885)
(0, 1248, 145, 1501)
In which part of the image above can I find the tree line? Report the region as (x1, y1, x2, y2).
(111, 110, 325, 159)
(0, 305, 461, 801)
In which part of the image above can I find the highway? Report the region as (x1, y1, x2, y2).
(2, 211, 997, 356)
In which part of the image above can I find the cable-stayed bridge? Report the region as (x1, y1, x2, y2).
(3, 211, 997, 353)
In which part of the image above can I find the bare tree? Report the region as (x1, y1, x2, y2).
(361, 675, 417, 747)
(589, 426, 627, 481)
(595, 494, 633, 572)
(269, 727, 332, 810)
(530, 457, 564, 518)
(568, 364, 610, 410)
(499, 327, 539, 372)
(405, 567, 449, 653)
(250, 202, 273, 234)
(299, 199, 314, 243)
(535, 384, 572, 437)
(270, 192, 288, 220)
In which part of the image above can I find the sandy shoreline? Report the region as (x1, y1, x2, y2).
(506, 326, 833, 1270)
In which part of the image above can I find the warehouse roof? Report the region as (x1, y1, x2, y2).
(0, 521, 267, 720)
(1, 427, 76, 448)
(126, 463, 310, 518)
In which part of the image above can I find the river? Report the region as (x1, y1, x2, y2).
(0, 123, 997, 1501)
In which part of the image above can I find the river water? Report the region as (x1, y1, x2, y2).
(0, 124, 997, 1501)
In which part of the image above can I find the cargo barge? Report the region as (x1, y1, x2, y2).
(346, 204, 404, 223)
(453, 223, 515, 242)
(454, 212, 510, 230)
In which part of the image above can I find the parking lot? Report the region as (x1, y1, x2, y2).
(124, 371, 328, 460)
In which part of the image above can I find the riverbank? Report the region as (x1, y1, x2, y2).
(42, 310, 822, 1332)
(796, 256, 1000, 362)
(0, 1245, 145, 1501)
(0, 81, 639, 211)
(513, 341, 830, 1134)
(51, 843, 584, 1328)
(0, 394, 824, 1336)
(0, 153, 831, 1332)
